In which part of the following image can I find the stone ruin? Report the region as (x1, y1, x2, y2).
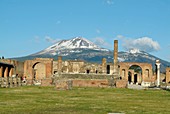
(0, 77, 21, 88)
(1, 40, 170, 89)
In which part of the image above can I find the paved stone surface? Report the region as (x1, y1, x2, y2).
(128, 84, 144, 90)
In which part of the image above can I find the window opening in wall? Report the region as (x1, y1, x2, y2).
(107, 65, 110, 74)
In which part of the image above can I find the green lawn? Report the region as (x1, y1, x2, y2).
(0, 86, 170, 114)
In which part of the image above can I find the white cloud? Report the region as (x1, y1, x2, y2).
(118, 36, 160, 52)
(116, 35, 125, 39)
(105, 0, 114, 5)
(45, 36, 60, 44)
(94, 37, 112, 48)
(96, 29, 101, 34)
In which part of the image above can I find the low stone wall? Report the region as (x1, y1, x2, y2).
(0, 77, 21, 88)
(55, 79, 108, 90)
(56, 73, 113, 80)
(55, 80, 72, 90)
(72, 79, 108, 87)
(37, 73, 127, 88)
(41, 78, 53, 86)
(26, 79, 33, 85)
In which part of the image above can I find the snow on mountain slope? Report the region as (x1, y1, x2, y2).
(34, 37, 109, 56)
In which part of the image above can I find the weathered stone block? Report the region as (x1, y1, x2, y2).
(55, 80, 72, 90)
(116, 80, 128, 88)
(41, 78, 53, 86)
(26, 79, 33, 85)
(72, 79, 108, 87)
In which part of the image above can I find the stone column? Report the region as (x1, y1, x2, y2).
(142, 70, 145, 81)
(156, 60, 161, 87)
(4, 67, 9, 77)
(166, 68, 170, 83)
(131, 72, 134, 83)
(58, 56, 62, 73)
(113, 40, 118, 75)
(0, 66, 3, 77)
(125, 70, 128, 81)
(9, 67, 13, 77)
(102, 58, 106, 74)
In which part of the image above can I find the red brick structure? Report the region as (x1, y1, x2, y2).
(24, 58, 53, 82)
(41, 78, 53, 86)
(119, 62, 153, 84)
(116, 80, 128, 88)
(166, 67, 170, 83)
(72, 79, 108, 87)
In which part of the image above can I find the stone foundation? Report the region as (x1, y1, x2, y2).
(72, 79, 108, 87)
(116, 80, 128, 88)
(0, 77, 21, 88)
(41, 78, 53, 86)
(55, 80, 72, 90)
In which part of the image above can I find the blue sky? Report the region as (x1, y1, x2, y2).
(0, 0, 170, 62)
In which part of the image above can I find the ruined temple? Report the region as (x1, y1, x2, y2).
(0, 40, 169, 88)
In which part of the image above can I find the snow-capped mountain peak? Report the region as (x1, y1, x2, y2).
(35, 37, 109, 55)
(47, 37, 100, 50)
(128, 48, 141, 54)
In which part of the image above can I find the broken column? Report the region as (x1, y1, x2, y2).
(156, 60, 161, 87)
(102, 58, 106, 74)
(113, 40, 118, 75)
(58, 56, 62, 74)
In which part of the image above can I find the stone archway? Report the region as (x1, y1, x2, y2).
(119, 62, 153, 83)
(129, 65, 142, 84)
(32, 62, 46, 80)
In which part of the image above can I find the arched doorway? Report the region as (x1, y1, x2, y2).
(129, 65, 142, 84)
(86, 69, 90, 74)
(32, 62, 46, 80)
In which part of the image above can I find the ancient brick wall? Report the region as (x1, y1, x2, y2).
(116, 80, 128, 88)
(166, 68, 170, 83)
(24, 58, 53, 80)
(72, 79, 108, 87)
(0, 59, 24, 77)
(41, 78, 53, 86)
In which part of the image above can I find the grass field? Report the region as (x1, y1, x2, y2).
(0, 86, 170, 114)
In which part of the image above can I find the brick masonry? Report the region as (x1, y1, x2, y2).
(72, 79, 108, 87)
(116, 80, 128, 88)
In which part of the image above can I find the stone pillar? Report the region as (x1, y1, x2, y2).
(102, 58, 106, 74)
(9, 67, 13, 77)
(0, 66, 3, 77)
(156, 60, 161, 87)
(142, 70, 145, 81)
(17, 77, 21, 87)
(4, 67, 9, 77)
(10, 77, 13, 88)
(58, 56, 62, 73)
(113, 40, 118, 75)
(125, 70, 128, 81)
(166, 67, 170, 83)
(131, 72, 134, 83)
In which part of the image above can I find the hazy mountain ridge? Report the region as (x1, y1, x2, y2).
(12, 37, 170, 73)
